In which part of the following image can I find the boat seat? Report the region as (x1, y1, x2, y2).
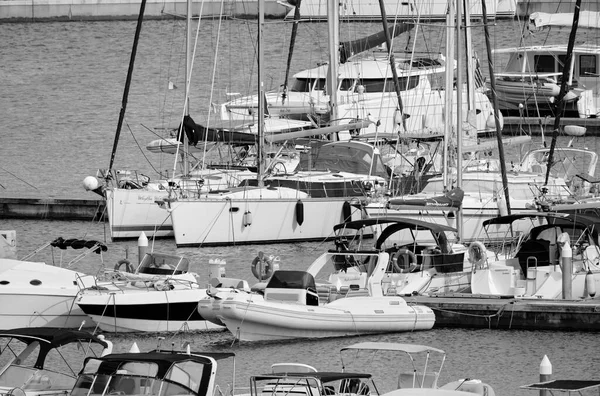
(398, 372, 439, 389)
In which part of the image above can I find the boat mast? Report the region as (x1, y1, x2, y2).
(544, 0, 582, 187)
(456, 0, 464, 241)
(257, 0, 265, 186)
(281, 0, 302, 106)
(378, 0, 406, 132)
(326, 0, 339, 139)
(443, 0, 455, 191)
(481, 0, 511, 214)
(183, 0, 192, 177)
(107, 0, 147, 175)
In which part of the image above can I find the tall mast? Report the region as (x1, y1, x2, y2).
(481, 0, 511, 214)
(378, 0, 406, 132)
(443, 0, 455, 190)
(107, 0, 147, 175)
(257, 0, 265, 186)
(544, 0, 582, 186)
(456, 0, 464, 242)
(183, 0, 192, 177)
(326, 0, 339, 139)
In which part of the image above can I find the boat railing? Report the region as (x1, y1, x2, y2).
(397, 371, 439, 389)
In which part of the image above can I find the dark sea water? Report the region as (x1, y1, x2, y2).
(1, 17, 600, 396)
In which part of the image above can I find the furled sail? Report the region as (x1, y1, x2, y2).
(530, 11, 600, 29)
(388, 187, 464, 210)
(339, 23, 413, 63)
(179, 115, 258, 145)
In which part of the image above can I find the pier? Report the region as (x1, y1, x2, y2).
(0, 196, 105, 221)
(410, 294, 600, 331)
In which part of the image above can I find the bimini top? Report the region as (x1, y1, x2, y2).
(252, 372, 372, 382)
(84, 351, 235, 378)
(0, 327, 108, 369)
(340, 342, 445, 355)
(0, 327, 108, 348)
(333, 217, 457, 233)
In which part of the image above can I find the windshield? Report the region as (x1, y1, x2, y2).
(0, 366, 75, 391)
(138, 253, 189, 275)
(298, 143, 387, 178)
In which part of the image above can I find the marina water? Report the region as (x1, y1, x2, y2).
(1, 18, 600, 395)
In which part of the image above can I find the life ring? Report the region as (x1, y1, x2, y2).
(114, 259, 135, 273)
(468, 241, 487, 269)
(391, 249, 418, 273)
(251, 254, 273, 281)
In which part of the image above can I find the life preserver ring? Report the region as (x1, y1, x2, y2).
(251, 255, 273, 281)
(391, 249, 418, 273)
(114, 259, 135, 273)
(468, 241, 487, 269)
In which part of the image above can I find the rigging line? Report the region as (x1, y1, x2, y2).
(126, 122, 162, 176)
(202, 0, 226, 172)
(0, 166, 38, 189)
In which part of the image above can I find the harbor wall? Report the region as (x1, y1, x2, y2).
(1, 0, 599, 23)
(0, 0, 292, 22)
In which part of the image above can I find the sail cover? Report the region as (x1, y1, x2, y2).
(530, 11, 600, 29)
(179, 115, 258, 145)
(339, 23, 413, 64)
(388, 187, 464, 209)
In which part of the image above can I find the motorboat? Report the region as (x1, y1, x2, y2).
(249, 369, 379, 396)
(76, 251, 250, 333)
(492, 43, 600, 117)
(221, 51, 499, 140)
(196, 217, 495, 341)
(0, 236, 106, 329)
(163, 140, 388, 247)
(340, 342, 496, 396)
(68, 348, 235, 396)
(0, 327, 112, 396)
(469, 212, 600, 299)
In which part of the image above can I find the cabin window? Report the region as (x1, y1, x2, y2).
(339, 78, 355, 91)
(579, 55, 598, 76)
(534, 55, 557, 73)
(291, 78, 326, 92)
(358, 76, 419, 93)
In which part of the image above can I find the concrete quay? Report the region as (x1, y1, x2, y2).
(0, 196, 105, 221)
(0, 0, 291, 22)
(1, 0, 598, 23)
(410, 294, 600, 331)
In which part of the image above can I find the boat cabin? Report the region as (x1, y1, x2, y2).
(495, 45, 600, 93)
(0, 328, 110, 396)
(136, 253, 190, 276)
(252, 372, 376, 396)
(70, 351, 234, 396)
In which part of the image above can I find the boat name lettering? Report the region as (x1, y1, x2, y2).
(137, 195, 156, 202)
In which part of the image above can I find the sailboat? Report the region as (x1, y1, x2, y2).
(365, 0, 583, 244)
(162, 0, 387, 247)
(82, 4, 314, 241)
(493, 10, 600, 117)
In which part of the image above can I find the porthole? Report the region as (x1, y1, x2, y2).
(30, 279, 42, 286)
(0, 280, 9, 285)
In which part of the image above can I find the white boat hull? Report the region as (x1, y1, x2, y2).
(106, 188, 173, 240)
(169, 195, 364, 247)
(76, 287, 223, 333)
(0, 259, 93, 329)
(202, 292, 435, 341)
